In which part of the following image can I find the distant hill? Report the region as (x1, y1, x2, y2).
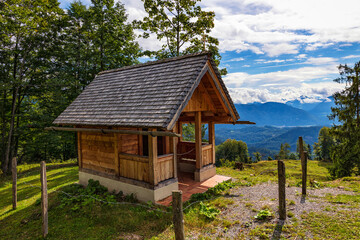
(234, 102, 320, 126)
(215, 126, 323, 158)
(231, 98, 336, 127)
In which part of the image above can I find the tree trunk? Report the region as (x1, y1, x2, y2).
(1, 89, 6, 168)
(3, 86, 19, 174)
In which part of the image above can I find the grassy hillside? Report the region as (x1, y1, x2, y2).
(0, 160, 359, 239)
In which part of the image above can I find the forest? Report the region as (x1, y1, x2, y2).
(0, 0, 222, 174)
(1, 0, 360, 179)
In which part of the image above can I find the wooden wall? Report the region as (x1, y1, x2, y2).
(80, 132, 116, 174)
(79, 128, 175, 185)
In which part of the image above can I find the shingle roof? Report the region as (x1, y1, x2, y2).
(53, 52, 239, 129)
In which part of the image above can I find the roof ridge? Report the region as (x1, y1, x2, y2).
(98, 51, 211, 75)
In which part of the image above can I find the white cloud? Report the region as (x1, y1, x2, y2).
(304, 57, 338, 65)
(227, 57, 245, 62)
(263, 59, 285, 63)
(228, 82, 344, 104)
(342, 55, 360, 59)
(206, 0, 360, 56)
(223, 64, 339, 89)
(296, 54, 307, 59)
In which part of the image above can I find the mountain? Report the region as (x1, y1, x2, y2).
(234, 102, 320, 127)
(307, 97, 336, 125)
(215, 126, 323, 157)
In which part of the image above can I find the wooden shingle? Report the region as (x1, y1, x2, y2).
(53, 52, 239, 129)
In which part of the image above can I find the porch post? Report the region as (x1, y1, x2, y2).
(195, 111, 202, 169)
(208, 121, 215, 164)
(148, 128, 158, 186)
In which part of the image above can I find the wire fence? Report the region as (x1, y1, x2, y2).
(19, 170, 220, 214)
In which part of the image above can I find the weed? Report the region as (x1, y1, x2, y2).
(288, 200, 296, 205)
(254, 209, 273, 220)
(198, 202, 220, 220)
(287, 211, 295, 218)
(245, 202, 253, 208)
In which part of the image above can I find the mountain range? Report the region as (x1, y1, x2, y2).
(232, 97, 336, 127)
(214, 97, 337, 158)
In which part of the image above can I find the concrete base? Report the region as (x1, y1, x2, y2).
(179, 161, 196, 173)
(194, 165, 216, 182)
(79, 171, 178, 203)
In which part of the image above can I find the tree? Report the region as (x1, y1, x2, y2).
(289, 153, 297, 160)
(0, 0, 65, 173)
(216, 139, 249, 163)
(307, 144, 312, 160)
(296, 139, 309, 160)
(182, 123, 207, 142)
(329, 61, 360, 177)
(138, 0, 226, 74)
(253, 152, 262, 162)
(277, 143, 291, 160)
(0, 0, 141, 173)
(313, 127, 335, 161)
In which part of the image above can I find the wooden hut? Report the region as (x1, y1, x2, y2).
(53, 52, 253, 202)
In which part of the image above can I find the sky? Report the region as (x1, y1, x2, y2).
(59, 0, 360, 104)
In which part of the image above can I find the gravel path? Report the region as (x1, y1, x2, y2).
(189, 182, 357, 239)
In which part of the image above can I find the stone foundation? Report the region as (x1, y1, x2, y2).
(194, 164, 216, 182)
(79, 171, 178, 202)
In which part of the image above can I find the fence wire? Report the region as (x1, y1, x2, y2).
(19, 178, 220, 214)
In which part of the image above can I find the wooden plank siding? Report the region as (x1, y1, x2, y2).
(157, 154, 174, 183)
(81, 132, 116, 174)
(119, 153, 149, 182)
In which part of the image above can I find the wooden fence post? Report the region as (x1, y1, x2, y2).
(12, 157, 17, 210)
(298, 136, 307, 196)
(302, 151, 308, 196)
(40, 161, 48, 238)
(172, 190, 185, 240)
(278, 160, 286, 220)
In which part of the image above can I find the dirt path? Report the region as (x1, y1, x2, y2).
(189, 182, 357, 239)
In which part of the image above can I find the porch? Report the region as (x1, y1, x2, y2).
(156, 172, 231, 206)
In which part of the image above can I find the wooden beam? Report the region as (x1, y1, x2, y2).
(138, 129, 143, 155)
(148, 128, 158, 186)
(179, 115, 232, 123)
(178, 122, 183, 141)
(195, 111, 202, 169)
(206, 62, 237, 122)
(208, 122, 216, 164)
(46, 126, 181, 138)
(204, 72, 230, 117)
(77, 132, 82, 168)
(114, 134, 120, 176)
(178, 116, 255, 125)
(198, 81, 217, 111)
(172, 137, 178, 179)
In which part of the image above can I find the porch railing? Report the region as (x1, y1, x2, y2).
(177, 141, 214, 168)
(118, 152, 174, 184)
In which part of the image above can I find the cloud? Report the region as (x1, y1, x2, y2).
(227, 57, 245, 62)
(223, 64, 339, 89)
(205, 0, 360, 56)
(228, 82, 344, 104)
(342, 55, 360, 59)
(261, 43, 299, 57)
(304, 57, 338, 65)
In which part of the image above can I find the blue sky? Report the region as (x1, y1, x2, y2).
(59, 0, 360, 104)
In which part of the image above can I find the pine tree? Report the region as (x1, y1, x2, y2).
(138, 0, 226, 74)
(329, 61, 360, 177)
(313, 127, 335, 161)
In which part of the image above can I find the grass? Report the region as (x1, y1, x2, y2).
(0, 159, 359, 239)
(0, 161, 172, 239)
